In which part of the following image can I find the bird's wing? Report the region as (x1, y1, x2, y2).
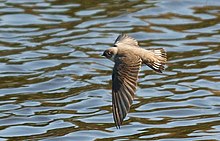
(114, 34, 139, 47)
(112, 55, 142, 128)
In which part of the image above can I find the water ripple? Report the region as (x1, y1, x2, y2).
(0, 0, 220, 140)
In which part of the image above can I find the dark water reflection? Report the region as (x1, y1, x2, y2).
(0, 0, 220, 140)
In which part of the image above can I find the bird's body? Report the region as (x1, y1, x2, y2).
(102, 34, 167, 128)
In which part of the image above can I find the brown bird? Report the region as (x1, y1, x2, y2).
(102, 34, 167, 128)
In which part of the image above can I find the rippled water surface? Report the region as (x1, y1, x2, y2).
(0, 0, 220, 140)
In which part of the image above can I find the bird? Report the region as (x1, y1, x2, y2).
(102, 34, 167, 128)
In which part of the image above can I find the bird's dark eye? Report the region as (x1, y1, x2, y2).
(107, 52, 111, 55)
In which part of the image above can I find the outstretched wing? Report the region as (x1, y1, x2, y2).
(112, 55, 142, 128)
(114, 34, 139, 47)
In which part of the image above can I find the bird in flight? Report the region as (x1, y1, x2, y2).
(102, 34, 167, 128)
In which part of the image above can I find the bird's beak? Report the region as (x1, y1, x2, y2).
(101, 52, 105, 56)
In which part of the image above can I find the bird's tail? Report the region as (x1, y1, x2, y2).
(144, 48, 167, 73)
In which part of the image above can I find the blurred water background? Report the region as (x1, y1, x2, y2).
(0, 0, 220, 140)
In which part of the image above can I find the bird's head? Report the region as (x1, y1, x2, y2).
(102, 47, 118, 61)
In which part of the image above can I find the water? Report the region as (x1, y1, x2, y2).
(0, 0, 220, 140)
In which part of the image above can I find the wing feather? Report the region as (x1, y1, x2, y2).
(114, 34, 139, 47)
(112, 55, 141, 128)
